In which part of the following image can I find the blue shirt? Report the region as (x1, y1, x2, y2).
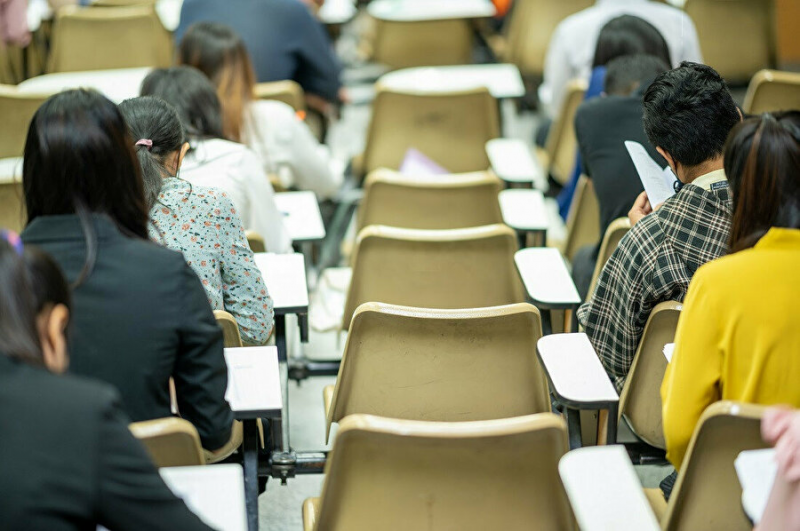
(176, 0, 342, 102)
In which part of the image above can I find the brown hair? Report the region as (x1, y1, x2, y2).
(724, 111, 800, 253)
(178, 23, 256, 142)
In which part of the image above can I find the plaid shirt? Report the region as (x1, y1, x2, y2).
(578, 177, 732, 392)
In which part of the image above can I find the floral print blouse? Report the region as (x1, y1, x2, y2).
(149, 177, 274, 344)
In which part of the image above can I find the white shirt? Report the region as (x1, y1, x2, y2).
(538, 0, 702, 117)
(242, 100, 343, 199)
(180, 138, 293, 254)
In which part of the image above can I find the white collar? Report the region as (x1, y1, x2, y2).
(689, 169, 727, 191)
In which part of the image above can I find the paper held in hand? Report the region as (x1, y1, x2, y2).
(625, 141, 678, 207)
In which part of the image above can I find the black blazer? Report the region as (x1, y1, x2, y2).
(22, 214, 233, 450)
(0, 354, 212, 531)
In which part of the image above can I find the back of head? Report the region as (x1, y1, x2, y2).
(23, 89, 148, 240)
(118, 96, 186, 211)
(643, 62, 740, 168)
(141, 66, 225, 140)
(724, 111, 800, 252)
(604, 54, 670, 96)
(178, 22, 256, 141)
(592, 15, 672, 69)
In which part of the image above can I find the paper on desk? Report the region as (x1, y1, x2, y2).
(735, 449, 778, 525)
(663, 343, 675, 363)
(400, 148, 449, 175)
(625, 141, 677, 207)
(224, 358, 263, 412)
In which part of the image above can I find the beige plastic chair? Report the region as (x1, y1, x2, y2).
(244, 230, 267, 254)
(585, 217, 630, 301)
(372, 19, 473, 70)
(214, 310, 243, 348)
(743, 69, 800, 114)
(129, 417, 205, 467)
(303, 413, 575, 531)
(684, 0, 775, 83)
(561, 175, 600, 262)
(644, 401, 769, 530)
(47, 5, 173, 73)
(357, 168, 503, 231)
(618, 301, 682, 450)
(343, 224, 526, 330)
(358, 85, 499, 177)
(323, 302, 550, 440)
(254, 80, 305, 112)
(537, 79, 587, 186)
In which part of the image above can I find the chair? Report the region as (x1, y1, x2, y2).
(214, 310, 243, 348)
(742, 69, 800, 114)
(342, 224, 526, 330)
(585, 217, 630, 300)
(47, 5, 173, 73)
(129, 417, 205, 467)
(684, 0, 775, 83)
(537, 79, 586, 186)
(254, 80, 305, 112)
(371, 19, 473, 69)
(561, 175, 600, 262)
(303, 413, 575, 531)
(645, 402, 769, 530)
(324, 302, 550, 440)
(245, 231, 266, 254)
(357, 168, 503, 231)
(358, 85, 499, 177)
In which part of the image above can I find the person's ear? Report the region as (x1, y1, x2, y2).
(39, 304, 70, 374)
(176, 142, 190, 172)
(737, 106, 743, 121)
(656, 146, 677, 174)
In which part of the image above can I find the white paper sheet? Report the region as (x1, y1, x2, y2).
(735, 449, 778, 525)
(625, 141, 677, 207)
(663, 343, 675, 363)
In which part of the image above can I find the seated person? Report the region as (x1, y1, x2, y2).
(578, 62, 741, 392)
(176, 0, 343, 105)
(571, 53, 669, 299)
(178, 22, 342, 199)
(0, 232, 212, 530)
(661, 111, 800, 471)
(119, 96, 274, 345)
(21, 90, 233, 452)
(140, 66, 292, 254)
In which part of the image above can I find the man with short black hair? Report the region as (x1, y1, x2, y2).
(579, 62, 741, 391)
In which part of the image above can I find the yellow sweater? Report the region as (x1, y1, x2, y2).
(661, 228, 800, 470)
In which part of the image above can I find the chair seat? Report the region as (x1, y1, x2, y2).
(302, 497, 322, 531)
(643, 487, 668, 522)
(204, 420, 243, 464)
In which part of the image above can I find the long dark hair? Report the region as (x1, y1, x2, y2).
(592, 15, 672, 68)
(0, 232, 71, 366)
(725, 111, 800, 252)
(23, 89, 149, 286)
(140, 66, 225, 140)
(118, 96, 186, 210)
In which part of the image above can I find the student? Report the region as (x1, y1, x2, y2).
(661, 111, 800, 471)
(20, 89, 233, 452)
(178, 22, 342, 199)
(578, 62, 741, 392)
(140, 66, 292, 254)
(538, 0, 701, 119)
(0, 231, 212, 530)
(175, 0, 343, 105)
(571, 53, 669, 299)
(119, 96, 274, 346)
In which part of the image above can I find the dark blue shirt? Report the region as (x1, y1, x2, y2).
(176, 0, 342, 102)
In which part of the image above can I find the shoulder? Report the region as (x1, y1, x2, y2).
(14, 363, 120, 418)
(250, 99, 298, 122)
(555, 6, 597, 34)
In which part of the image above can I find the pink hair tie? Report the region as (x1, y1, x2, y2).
(135, 139, 153, 151)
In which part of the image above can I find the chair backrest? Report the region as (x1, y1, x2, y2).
(129, 417, 205, 467)
(663, 401, 769, 531)
(545, 79, 586, 185)
(315, 413, 575, 531)
(357, 168, 503, 231)
(245, 231, 266, 254)
(343, 224, 526, 329)
(684, 0, 775, 82)
(327, 302, 551, 438)
(47, 5, 173, 73)
(618, 301, 682, 450)
(0, 85, 49, 159)
(0, 179, 25, 233)
(254, 80, 305, 112)
(372, 19, 473, 69)
(585, 217, 630, 301)
(214, 310, 243, 348)
(742, 69, 800, 114)
(363, 85, 499, 176)
(562, 175, 600, 262)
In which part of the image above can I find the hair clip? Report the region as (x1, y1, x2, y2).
(0, 229, 24, 256)
(135, 139, 154, 151)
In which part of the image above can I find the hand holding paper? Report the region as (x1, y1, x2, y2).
(625, 141, 678, 208)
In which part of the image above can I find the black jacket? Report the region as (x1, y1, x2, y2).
(21, 214, 233, 450)
(0, 354, 212, 531)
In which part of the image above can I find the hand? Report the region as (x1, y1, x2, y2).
(628, 192, 653, 226)
(763, 408, 800, 482)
